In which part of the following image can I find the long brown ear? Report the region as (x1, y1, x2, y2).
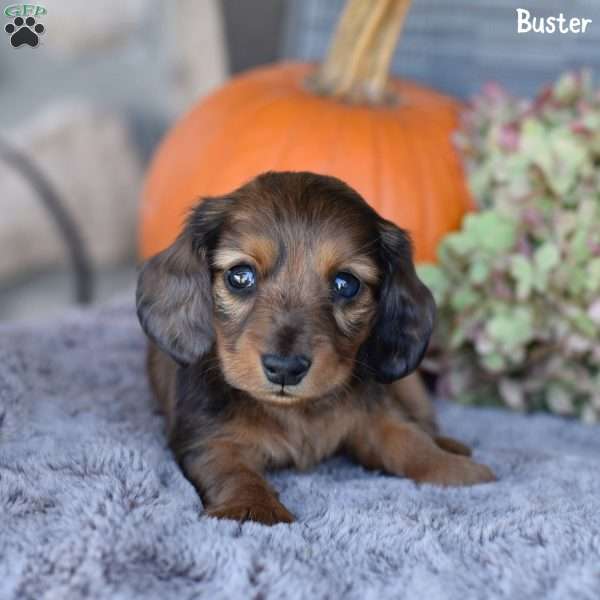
(358, 219, 436, 383)
(136, 197, 231, 365)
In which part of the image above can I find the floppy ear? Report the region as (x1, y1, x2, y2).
(136, 197, 231, 366)
(358, 219, 436, 383)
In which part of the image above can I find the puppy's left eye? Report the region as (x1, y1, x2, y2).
(332, 272, 361, 299)
(226, 265, 256, 291)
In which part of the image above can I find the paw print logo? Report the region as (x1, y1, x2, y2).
(5, 16, 44, 47)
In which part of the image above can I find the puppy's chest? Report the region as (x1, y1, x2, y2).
(261, 405, 360, 471)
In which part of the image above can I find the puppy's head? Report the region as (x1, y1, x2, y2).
(137, 172, 435, 404)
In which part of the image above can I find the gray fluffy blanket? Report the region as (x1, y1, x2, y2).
(1, 301, 599, 600)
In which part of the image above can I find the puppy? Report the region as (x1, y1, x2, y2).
(137, 171, 494, 525)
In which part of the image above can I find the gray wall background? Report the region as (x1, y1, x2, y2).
(281, 0, 600, 99)
(224, 0, 600, 99)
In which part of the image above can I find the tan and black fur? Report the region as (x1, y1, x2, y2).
(137, 172, 494, 525)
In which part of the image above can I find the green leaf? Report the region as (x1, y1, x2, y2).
(468, 260, 489, 285)
(451, 288, 479, 311)
(449, 327, 467, 348)
(521, 119, 553, 173)
(586, 259, 600, 292)
(463, 212, 517, 254)
(443, 231, 474, 256)
(564, 266, 589, 296)
(547, 129, 587, 195)
(486, 307, 534, 349)
(510, 255, 533, 300)
(570, 229, 592, 263)
(533, 242, 560, 290)
(417, 264, 448, 304)
(481, 353, 505, 372)
(553, 72, 581, 104)
(569, 309, 598, 337)
(534, 242, 560, 272)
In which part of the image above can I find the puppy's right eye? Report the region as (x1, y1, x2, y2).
(332, 272, 361, 299)
(226, 265, 256, 292)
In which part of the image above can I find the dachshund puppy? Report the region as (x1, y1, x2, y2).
(137, 171, 495, 525)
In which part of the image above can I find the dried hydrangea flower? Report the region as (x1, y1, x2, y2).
(419, 71, 600, 423)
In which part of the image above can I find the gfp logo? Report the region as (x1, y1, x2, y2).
(4, 4, 46, 47)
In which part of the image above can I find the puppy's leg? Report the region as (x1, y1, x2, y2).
(391, 373, 438, 435)
(180, 440, 295, 526)
(434, 436, 472, 457)
(392, 373, 472, 457)
(346, 411, 495, 486)
(155, 354, 294, 526)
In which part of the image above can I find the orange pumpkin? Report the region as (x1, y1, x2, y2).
(140, 0, 471, 262)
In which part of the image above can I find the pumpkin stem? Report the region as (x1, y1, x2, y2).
(308, 0, 412, 105)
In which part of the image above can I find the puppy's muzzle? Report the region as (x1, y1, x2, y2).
(261, 354, 312, 386)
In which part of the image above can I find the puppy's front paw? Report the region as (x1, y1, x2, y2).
(434, 435, 472, 457)
(417, 455, 496, 487)
(207, 497, 295, 525)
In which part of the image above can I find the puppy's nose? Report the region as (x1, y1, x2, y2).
(261, 353, 311, 386)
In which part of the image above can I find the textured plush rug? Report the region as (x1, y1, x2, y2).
(1, 301, 599, 600)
